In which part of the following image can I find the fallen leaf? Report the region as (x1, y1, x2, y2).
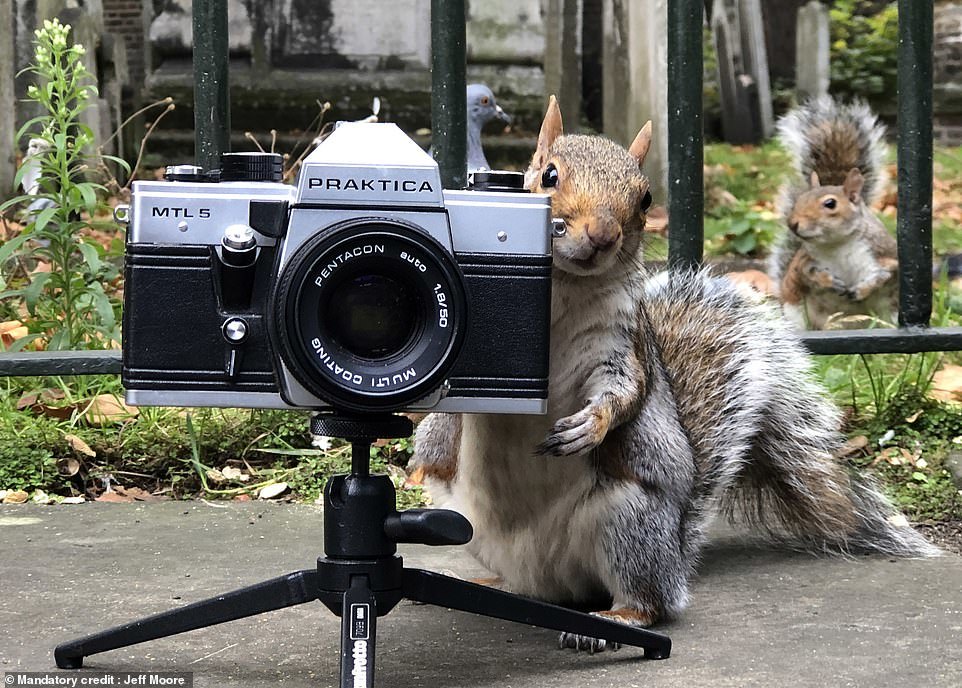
(221, 466, 248, 481)
(95, 491, 135, 503)
(61, 496, 86, 504)
(905, 410, 922, 424)
(233, 493, 252, 502)
(837, 435, 869, 458)
(84, 395, 139, 425)
(123, 486, 158, 502)
(0, 320, 28, 347)
(64, 433, 96, 457)
(205, 468, 226, 483)
(31, 490, 51, 504)
(2, 490, 29, 504)
(258, 482, 289, 500)
(931, 364, 962, 402)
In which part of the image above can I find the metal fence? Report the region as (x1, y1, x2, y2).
(0, 0, 959, 379)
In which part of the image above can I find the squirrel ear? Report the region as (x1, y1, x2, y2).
(532, 95, 563, 168)
(628, 121, 653, 166)
(809, 171, 821, 188)
(843, 168, 865, 203)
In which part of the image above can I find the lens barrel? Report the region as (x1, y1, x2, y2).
(271, 218, 467, 412)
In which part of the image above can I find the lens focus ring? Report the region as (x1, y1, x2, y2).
(271, 218, 467, 412)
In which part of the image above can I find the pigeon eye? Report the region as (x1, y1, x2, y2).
(823, 198, 837, 210)
(542, 163, 559, 188)
(641, 190, 652, 212)
(480, 96, 490, 105)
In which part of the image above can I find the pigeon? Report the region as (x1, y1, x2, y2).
(466, 83, 511, 172)
(20, 138, 56, 222)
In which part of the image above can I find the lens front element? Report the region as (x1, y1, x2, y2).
(272, 218, 466, 412)
(323, 273, 420, 359)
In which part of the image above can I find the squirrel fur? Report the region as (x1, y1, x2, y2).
(769, 96, 898, 329)
(410, 97, 937, 651)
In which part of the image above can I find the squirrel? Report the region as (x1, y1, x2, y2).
(769, 96, 898, 329)
(409, 96, 937, 653)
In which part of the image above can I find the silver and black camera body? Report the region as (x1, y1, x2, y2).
(121, 122, 554, 414)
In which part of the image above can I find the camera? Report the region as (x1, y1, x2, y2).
(119, 122, 553, 414)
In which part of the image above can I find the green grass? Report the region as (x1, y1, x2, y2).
(0, 374, 421, 505)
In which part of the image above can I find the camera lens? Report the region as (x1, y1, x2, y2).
(323, 273, 420, 359)
(270, 218, 467, 412)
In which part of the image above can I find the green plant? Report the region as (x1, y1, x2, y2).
(829, 1, 899, 104)
(0, 18, 128, 350)
(0, 406, 63, 492)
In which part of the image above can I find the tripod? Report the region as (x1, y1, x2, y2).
(55, 413, 671, 686)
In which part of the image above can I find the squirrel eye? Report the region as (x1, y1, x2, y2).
(641, 190, 653, 212)
(823, 198, 837, 210)
(541, 163, 559, 188)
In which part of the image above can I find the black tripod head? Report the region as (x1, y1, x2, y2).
(311, 412, 472, 559)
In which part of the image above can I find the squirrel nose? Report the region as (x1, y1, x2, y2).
(585, 216, 620, 250)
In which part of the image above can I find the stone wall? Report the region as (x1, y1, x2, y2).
(124, 0, 548, 150)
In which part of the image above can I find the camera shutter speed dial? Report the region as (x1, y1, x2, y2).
(219, 153, 283, 182)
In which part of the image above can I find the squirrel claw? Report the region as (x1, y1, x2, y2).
(558, 631, 621, 653)
(536, 406, 609, 457)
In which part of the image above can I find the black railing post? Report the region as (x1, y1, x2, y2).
(667, 0, 705, 270)
(431, 0, 468, 189)
(896, 0, 934, 328)
(193, 0, 231, 171)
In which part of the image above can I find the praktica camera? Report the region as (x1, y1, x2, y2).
(120, 122, 553, 414)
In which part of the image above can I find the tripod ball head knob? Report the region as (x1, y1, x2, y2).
(384, 509, 473, 546)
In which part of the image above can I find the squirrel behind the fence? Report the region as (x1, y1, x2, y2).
(409, 97, 936, 652)
(769, 97, 898, 329)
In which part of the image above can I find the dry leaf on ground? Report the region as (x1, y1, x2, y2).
(2, 490, 29, 504)
(64, 433, 96, 457)
(930, 364, 962, 403)
(84, 395, 139, 425)
(258, 482, 289, 500)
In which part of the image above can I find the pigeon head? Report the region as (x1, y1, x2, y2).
(467, 84, 511, 129)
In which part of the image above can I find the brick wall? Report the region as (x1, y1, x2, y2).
(102, 0, 148, 100)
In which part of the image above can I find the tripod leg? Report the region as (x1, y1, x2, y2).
(403, 568, 670, 659)
(55, 570, 321, 669)
(340, 576, 377, 688)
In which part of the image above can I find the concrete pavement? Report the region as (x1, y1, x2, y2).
(1, 501, 960, 687)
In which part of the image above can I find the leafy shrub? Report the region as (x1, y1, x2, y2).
(0, 19, 128, 350)
(829, 0, 899, 104)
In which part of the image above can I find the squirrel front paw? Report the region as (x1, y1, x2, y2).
(536, 403, 611, 457)
(805, 264, 848, 295)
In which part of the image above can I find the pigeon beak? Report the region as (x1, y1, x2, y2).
(495, 104, 512, 125)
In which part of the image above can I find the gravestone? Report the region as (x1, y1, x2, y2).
(711, 0, 773, 144)
(1, 0, 15, 197)
(602, 0, 668, 198)
(544, 0, 583, 127)
(795, 0, 829, 101)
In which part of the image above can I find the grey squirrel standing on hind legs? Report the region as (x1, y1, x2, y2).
(409, 96, 938, 652)
(769, 97, 899, 329)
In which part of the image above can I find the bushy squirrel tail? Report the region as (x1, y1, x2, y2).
(776, 95, 888, 208)
(721, 348, 939, 557)
(770, 96, 889, 285)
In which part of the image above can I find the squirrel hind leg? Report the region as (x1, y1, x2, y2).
(409, 412, 462, 488)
